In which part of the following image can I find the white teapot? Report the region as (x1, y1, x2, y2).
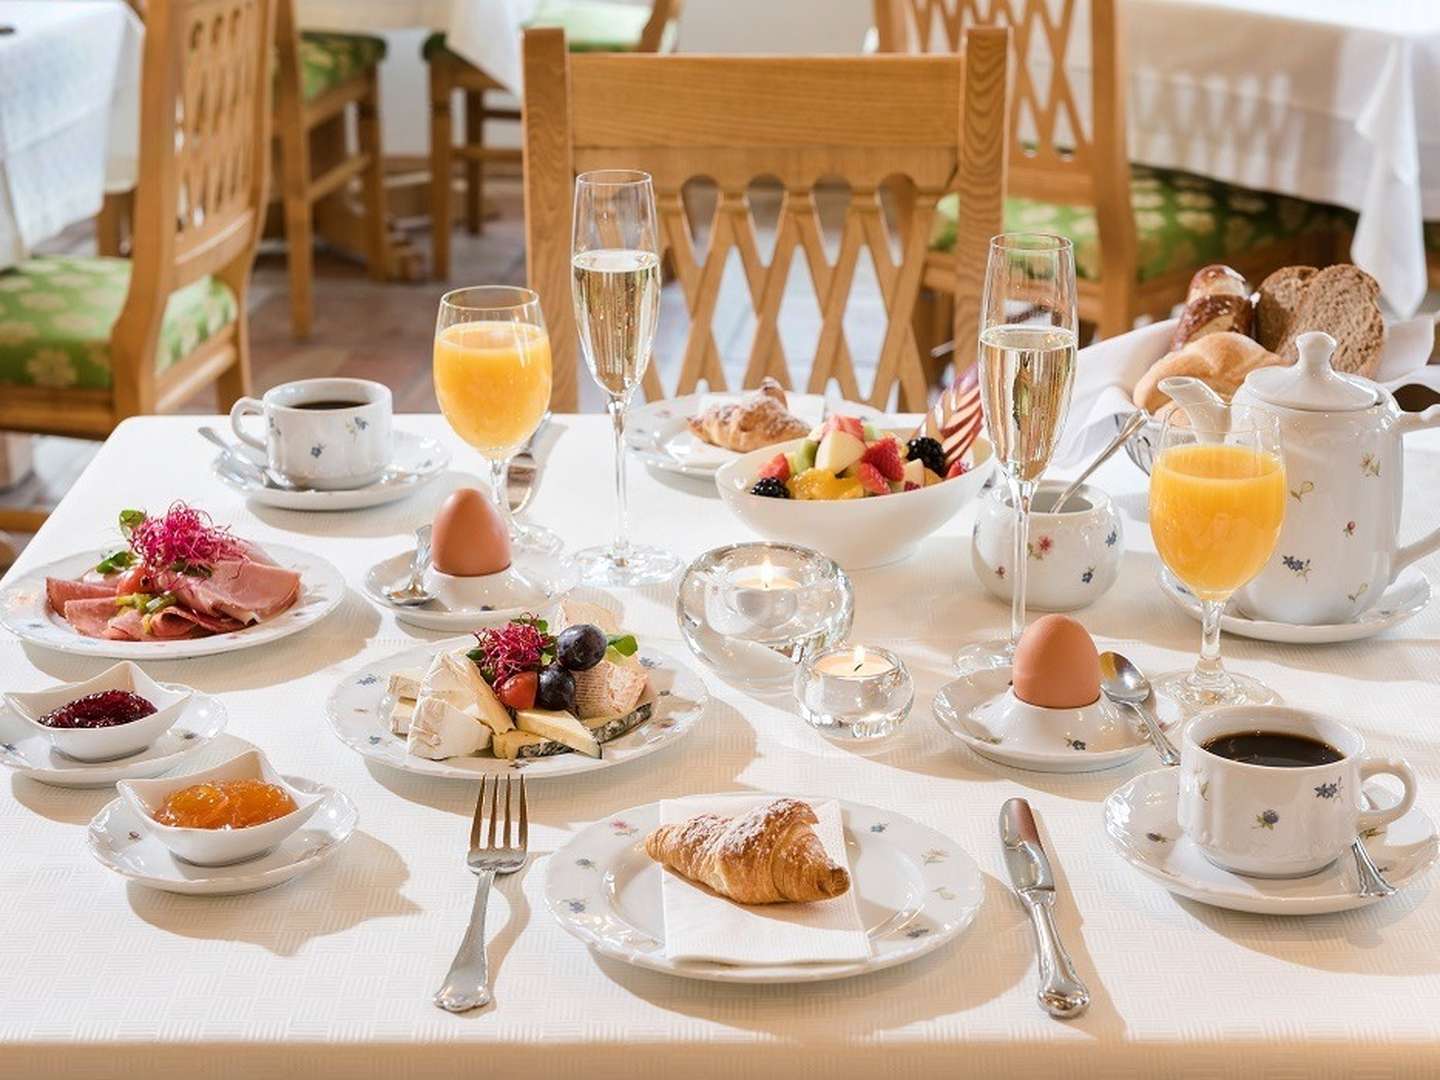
(1232, 331, 1440, 625)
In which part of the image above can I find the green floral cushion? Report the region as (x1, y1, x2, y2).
(932, 164, 1341, 283)
(0, 256, 237, 391)
(423, 1, 658, 61)
(298, 32, 386, 102)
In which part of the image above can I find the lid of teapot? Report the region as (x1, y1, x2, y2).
(1241, 331, 1379, 412)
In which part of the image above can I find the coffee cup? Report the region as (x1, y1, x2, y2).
(1178, 706, 1417, 878)
(230, 378, 392, 490)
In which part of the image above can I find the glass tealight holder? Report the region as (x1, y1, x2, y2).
(676, 542, 854, 690)
(794, 645, 914, 742)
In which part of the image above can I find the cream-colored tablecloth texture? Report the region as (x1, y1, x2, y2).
(0, 1, 142, 270)
(3, 412, 1440, 1077)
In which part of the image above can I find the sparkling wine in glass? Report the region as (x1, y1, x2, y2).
(956, 233, 1078, 674)
(570, 170, 680, 586)
(432, 285, 561, 553)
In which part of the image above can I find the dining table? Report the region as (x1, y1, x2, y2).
(3, 404, 1440, 1076)
(0, 0, 142, 271)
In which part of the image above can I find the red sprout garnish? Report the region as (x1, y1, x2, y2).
(125, 503, 244, 575)
(470, 615, 552, 685)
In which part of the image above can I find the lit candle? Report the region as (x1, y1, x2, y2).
(796, 644, 913, 741)
(728, 558, 802, 628)
(732, 559, 800, 592)
(814, 644, 895, 679)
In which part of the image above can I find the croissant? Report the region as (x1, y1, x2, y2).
(686, 377, 809, 453)
(644, 798, 851, 904)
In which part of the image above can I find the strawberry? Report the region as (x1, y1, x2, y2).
(758, 452, 791, 482)
(945, 459, 971, 479)
(855, 461, 890, 496)
(495, 671, 537, 711)
(861, 437, 905, 482)
(903, 481, 921, 492)
(820, 414, 866, 441)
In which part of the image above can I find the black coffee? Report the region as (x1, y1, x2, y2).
(294, 400, 366, 410)
(1201, 731, 1344, 768)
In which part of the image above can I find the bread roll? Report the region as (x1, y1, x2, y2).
(1169, 293, 1254, 351)
(1133, 332, 1288, 414)
(1186, 264, 1249, 305)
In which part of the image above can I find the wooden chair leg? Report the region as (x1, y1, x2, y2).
(464, 90, 484, 235)
(0, 508, 48, 535)
(96, 191, 132, 257)
(216, 297, 254, 412)
(913, 286, 953, 388)
(277, 111, 315, 338)
(357, 71, 391, 282)
(430, 60, 455, 280)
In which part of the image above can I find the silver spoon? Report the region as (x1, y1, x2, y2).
(198, 426, 300, 491)
(1351, 790, 1398, 898)
(1053, 409, 1148, 513)
(383, 526, 435, 606)
(1098, 651, 1181, 766)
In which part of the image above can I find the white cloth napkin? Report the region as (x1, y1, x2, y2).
(656, 795, 870, 967)
(1053, 314, 1440, 468)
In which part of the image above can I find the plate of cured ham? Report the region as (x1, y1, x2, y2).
(0, 504, 345, 659)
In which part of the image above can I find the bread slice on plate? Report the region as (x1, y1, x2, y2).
(1255, 266, 1316, 351)
(1279, 264, 1385, 377)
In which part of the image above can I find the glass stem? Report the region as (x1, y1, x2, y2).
(608, 395, 631, 561)
(487, 454, 516, 537)
(1008, 476, 1035, 647)
(1193, 599, 1229, 689)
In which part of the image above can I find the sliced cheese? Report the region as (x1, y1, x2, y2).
(389, 697, 416, 736)
(572, 658, 648, 720)
(387, 669, 424, 701)
(516, 708, 601, 758)
(555, 600, 620, 636)
(471, 673, 515, 733)
(582, 697, 655, 743)
(492, 729, 550, 760)
(420, 650, 513, 733)
(406, 696, 492, 760)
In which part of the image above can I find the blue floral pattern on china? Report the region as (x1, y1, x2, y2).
(1281, 555, 1311, 580)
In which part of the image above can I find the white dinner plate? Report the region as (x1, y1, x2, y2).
(87, 778, 356, 895)
(0, 544, 345, 660)
(212, 429, 450, 510)
(361, 549, 579, 631)
(0, 688, 227, 788)
(1158, 566, 1431, 644)
(545, 795, 983, 983)
(625, 393, 884, 479)
(1104, 768, 1437, 915)
(325, 639, 708, 780)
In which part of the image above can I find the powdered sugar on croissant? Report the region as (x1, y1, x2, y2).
(644, 798, 851, 904)
(686, 377, 809, 453)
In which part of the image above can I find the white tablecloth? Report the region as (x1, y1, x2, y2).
(3, 413, 1440, 1075)
(0, 1, 142, 270)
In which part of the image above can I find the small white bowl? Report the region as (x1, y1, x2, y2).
(118, 749, 323, 866)
(715, 434, 996, 569)
(4, 661, 191, 762)
(968, 686, 1137, 754)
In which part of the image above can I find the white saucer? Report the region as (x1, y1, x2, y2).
(545, 795, 983, 983)
(88, 778, 356, 895)
(1104, 768, 1437, 915)
(0, 688, 227, 788)
(362, 549, 580, 631)
(1158, 566, 1432, 644)
(933, 665, 1177, 773)
(626, 393, 883, 479)
(212, 430, 450, 511)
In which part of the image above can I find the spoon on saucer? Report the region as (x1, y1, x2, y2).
(198, 426, 300, 491)
(383, 526, 435, 606)
(1098, 651, 1180, 766)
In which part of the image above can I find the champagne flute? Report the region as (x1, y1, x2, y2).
(570, 169, 680, 586)
(1150, 404, 1285, 711)
(955, 233, 1078, 674)
(432, 286, 561, 554)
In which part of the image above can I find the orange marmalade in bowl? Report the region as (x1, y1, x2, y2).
(154, 778, 297, 829)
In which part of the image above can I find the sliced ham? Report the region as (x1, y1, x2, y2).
(61, 597, 124, 638)
(46, 578, 117, 612)
(170, 559, 300, 624)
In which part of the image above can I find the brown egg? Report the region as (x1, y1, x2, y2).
(1012, 614, 1101, 709)
(431, 488, 511, 576)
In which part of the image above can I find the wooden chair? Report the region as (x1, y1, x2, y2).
(521, 26, 1010, 411)
(875, 0, 1339, 340)
(428, 0, 682, 279)
(0, 0, 275, 531)
(272, 0, 389, 338)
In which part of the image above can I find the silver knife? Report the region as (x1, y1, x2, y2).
(1000, 798, 1090, 1019)
(507, 411, 550, 513)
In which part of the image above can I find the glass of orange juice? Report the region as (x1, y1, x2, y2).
(1149, 404, 1285, 711)
(433, 286, 559, 553)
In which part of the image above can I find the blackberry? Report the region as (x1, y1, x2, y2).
(906, 436, 946, 477)
(750, 477, 791, 499)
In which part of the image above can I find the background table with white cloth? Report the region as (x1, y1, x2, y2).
(0, 0, 142, 271)
(3, 411, 1440, 1076)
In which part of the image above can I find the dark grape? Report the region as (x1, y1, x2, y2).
(536, 663, 577, 712)
(556, 624, 607, 671)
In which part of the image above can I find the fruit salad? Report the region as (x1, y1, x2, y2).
(749, 416, 971, 500)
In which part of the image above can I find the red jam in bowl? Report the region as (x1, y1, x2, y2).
(39, 689, 157, 729)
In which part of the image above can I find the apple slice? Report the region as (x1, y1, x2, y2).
(815, 429, 866, 474)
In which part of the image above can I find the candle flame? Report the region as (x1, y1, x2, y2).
(759, 560, 775, 589)
(851, 645, 866, 672)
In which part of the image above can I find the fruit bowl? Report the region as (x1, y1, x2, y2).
(715, 433, 995, 569)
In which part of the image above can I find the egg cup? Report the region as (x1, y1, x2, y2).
(4, 662, 192, 762)
(424, 557, 569, 613)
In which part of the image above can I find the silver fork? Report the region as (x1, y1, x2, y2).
(433, 775, 528, 1013)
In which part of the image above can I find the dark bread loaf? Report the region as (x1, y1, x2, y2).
(1255, 266, 1317, 351)
(1278, 264, 1384, 377)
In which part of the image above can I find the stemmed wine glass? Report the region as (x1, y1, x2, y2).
(1149, 403, 1286, 711)
(570, 169, 681, 586)
(432, 286, 561, 554)
(955, 233, 1078, 674)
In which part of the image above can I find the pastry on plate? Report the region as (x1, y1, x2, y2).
(644, 797, 851, 904)
(1132, 332, 1287, 415)
(687, 377, 809, 452)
